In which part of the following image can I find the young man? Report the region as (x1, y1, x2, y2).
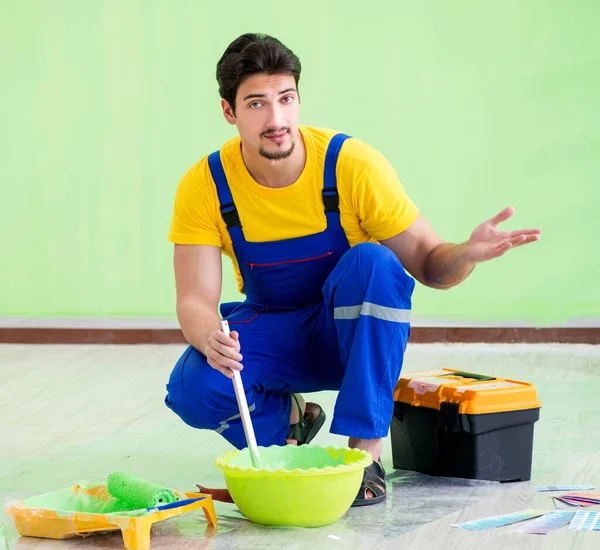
(165, 33, 540, 506)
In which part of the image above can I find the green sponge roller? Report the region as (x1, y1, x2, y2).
(107, 472, 178, 509)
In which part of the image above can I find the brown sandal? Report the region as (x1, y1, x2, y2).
(286, 395, 326, 445)
(352, 458, 387, 506)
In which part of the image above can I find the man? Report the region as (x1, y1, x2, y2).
(165, 33, 540, 506)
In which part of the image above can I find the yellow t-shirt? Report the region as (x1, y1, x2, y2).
(168, 125, 419, 293)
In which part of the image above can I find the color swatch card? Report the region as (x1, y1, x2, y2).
(535, 485, 595, 492)
(568, 510, 600, 531)
(555, 492, 600, 507)
(512, 511, 575, 535)
(554, 498, 578, 509)
(452, 510, 547, 531)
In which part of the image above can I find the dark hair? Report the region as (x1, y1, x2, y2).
(216, 33, 301, 114)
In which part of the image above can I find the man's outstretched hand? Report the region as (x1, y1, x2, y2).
(463, 207, 541, 263)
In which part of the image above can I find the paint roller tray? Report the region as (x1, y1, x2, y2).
(6, 483, 217, 550)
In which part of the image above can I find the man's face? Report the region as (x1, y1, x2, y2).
(222, 73, 300, 161)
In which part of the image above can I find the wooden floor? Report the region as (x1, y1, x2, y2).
(1, 343, 599, 549)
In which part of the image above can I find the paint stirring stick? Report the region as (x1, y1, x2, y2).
(221, 320, 262, 469)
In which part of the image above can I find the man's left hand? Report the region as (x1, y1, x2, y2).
(463, 206, 541, 263)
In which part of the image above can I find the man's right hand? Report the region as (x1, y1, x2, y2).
(205, 329, 243, 379)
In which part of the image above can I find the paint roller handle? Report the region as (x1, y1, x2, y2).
(153, 497, 205, 511)
(221, 320, 261, 468)
(108, 497, 206, 517)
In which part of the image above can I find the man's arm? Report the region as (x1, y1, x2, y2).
(380, 215, 468, 289)
(381, 207, 541, 290)
(174, 244, 243, 378)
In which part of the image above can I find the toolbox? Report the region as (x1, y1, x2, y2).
(390, 369, 541, 482)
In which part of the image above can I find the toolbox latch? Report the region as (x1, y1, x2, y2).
(440, 401, 462, 433)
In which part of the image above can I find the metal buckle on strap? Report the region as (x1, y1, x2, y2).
(221, 203, 241, 229)
(322, 189, 340, 214)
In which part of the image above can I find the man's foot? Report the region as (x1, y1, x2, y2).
(286, 394, 326, 445)
(348, 437, 385, 504)
(351, 458, 387, 507)
(288, 393, 305, 426)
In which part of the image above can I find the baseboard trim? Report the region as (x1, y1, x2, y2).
(0, 327, 598, 345)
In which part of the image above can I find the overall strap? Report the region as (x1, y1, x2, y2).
(207, 151, 245, 243)
(323, 133, 351, 215)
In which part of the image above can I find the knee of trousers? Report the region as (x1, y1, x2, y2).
(345, 243, 414, 290)
(165, 346, 232, 431)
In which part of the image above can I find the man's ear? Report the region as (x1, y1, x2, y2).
(221, 99, 236, 125)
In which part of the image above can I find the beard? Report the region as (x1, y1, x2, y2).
(259, 140, 296, 160)
(259, 128, 295, 160)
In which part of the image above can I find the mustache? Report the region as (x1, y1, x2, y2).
(261, 127, 290, 137)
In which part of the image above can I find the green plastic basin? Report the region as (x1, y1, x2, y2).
(215, 445, 372, 527)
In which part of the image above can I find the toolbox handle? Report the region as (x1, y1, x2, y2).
(442, 371, 496, 381)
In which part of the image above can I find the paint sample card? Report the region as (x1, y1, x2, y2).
(535, 485, 595, 492)
(512, 511, 575, 535)
(568, 510, 600, 531)
(554, 497, 578, 509)
(560, 492, 600, 503)
(554, 492, 600, 507)
(556, 498, 596, 508)
(452, 510, 547, 531)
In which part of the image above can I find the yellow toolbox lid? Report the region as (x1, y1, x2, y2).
(394, 369, 541, 415)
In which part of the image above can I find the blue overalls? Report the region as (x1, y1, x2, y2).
(165, 134, 415, 450)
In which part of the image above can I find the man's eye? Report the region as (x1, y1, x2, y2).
(282, 96, 294, 103)
(249, 102, 262, 109)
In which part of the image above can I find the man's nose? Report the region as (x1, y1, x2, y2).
(265, 104, 286, 131)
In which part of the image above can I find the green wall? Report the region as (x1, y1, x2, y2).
(1, 1, 598, 324)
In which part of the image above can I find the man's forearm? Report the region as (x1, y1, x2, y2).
(423, 242, 476, 290)
(177, 298, 222, 355)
